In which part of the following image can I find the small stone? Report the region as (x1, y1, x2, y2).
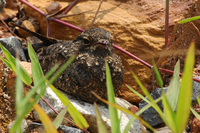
(139, 79, 200, 127)
(58, 125, 83, 133)
(139, 87, 168, 127)
(7, 119, 28, 132)
(17, 20, 36, 38)
(0, 36, 27, 61)
(45, 1, 62, 14)
(129, 105, 139, 114)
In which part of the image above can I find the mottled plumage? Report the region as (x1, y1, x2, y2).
(37, 28, 124, 103)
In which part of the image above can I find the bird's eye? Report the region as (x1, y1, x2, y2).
(83, 38, 90, 45)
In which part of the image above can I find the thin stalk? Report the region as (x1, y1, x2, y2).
(167, 24, 178, 46)
(165, 0, 169, 48)
(113, 44, 152, 68)
(50, 18, 84, 32)
(63, 0, 80, 14)
(89, 0, 104, 29)
(19, 0, 46, 16)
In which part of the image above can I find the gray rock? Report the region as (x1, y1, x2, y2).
(7, 119, 28, 132)
(0, 0, 6, 13)
(23, 122, 83, 133)
(139, 87, 168, 127)
(23, 122, 43, 133)
(58, 125, 83, 133)
(192, 77, 200, 102)
(139, 78, 200, 127)
(34, 87, 148, 133)
(0, 36, 27, 61)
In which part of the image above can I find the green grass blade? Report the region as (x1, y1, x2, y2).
(34, 103, 58, 133)
(15, 58, 23, 133)
(10, 94, 40, 132)
(197, 96, 200, 106)
(15, 59, 24, 116)
(166, 60, 180, 110)
(178, 16, 200, 24)
(152, 58, 163, 88)
(10, 66, 59, 132)
(48, 82, 89, 129)
(105, 61, 120, 133)
(48, 55, 76, 85)
(136, 97, 162, 116)
(19, 53, 74, 117)
(123, 117, 136, 133)
(11, 54, 76, 131)
(92, 92, 157, 132)
(126, 84, 150, 104)
(53, 104, 69, 129)
(191, 108, 200, 120)
(94, 103, 109, 133)
(0, 44, 32, 85)
(161, 89, 176, 132)
(20, 64, 59, 111)
(126, 84, 163, 117)
(28, 42, 46, 96)
(0, 57, 12, 69)
(175, 42, 195, 133)
(132, 73, 168, 125)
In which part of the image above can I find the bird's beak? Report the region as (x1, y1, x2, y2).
(97, 39, 111, 49)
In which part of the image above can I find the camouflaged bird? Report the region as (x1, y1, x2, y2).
(37, 28, 124, 103)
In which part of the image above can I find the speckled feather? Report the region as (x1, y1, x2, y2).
(37, 28, 124, 103)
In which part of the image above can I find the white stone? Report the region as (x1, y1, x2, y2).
(34, 87, 147, 133)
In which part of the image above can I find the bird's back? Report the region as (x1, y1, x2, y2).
(36, 28, 124, 103)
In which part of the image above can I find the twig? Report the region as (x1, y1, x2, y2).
(63, 0, 80, 15)
(165, 0, 169, 48)
(89, 0, 104, 29)
(113, 44, 152, 68)
(1, 19, 21, 40)
(19, 0, 46, 16)
(53, 10, 92, 19)
(41, 97, 90, 132)
(191, 22, 200, 41)
(45, 18, 54, 37)
(156, 24, 191, 67)
(167, 23, 177, 46)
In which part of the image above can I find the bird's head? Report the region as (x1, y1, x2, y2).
(73, 28, 113, 56)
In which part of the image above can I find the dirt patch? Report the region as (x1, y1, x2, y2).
(0, 53, 16, 132)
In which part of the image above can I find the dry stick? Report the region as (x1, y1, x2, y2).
(156, 24, 191, 67)
(165, 0, 169, 48)
(41, 98, 89, 133)
(19, 0, 200, 83)
(89, 0, 104, 29)
(46, 18, 54, 38)
(1, 19, 21, 39)
(167, 24, 178, 47)
(46, 0, 80, 37)
(63, 0, 80, 14)
(54, 10, 92, 19)
(19, 0, 84, 31)
(191, 22, 200, 41)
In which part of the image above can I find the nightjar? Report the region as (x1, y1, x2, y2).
(37, 28, 124, 103)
